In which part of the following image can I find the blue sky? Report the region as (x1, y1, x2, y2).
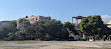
(0, 0, 111, 23)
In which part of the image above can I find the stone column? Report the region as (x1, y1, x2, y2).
(76, 18, 78, 26)
(72, 18, 73, 24)
(83, 33, 87, 40)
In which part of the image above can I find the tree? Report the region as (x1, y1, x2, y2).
(17, 18, 31, 33)
(44, 20, 69, 40)
(17, 18, 31, 39)
(7, 32, 16, 40)
(80, 15, 110, 37)
(63, 22, 77, 35)
(0, 21, 17, 39)
(6, 21, 17, 33)
(15, 31, 26, 40)
(30, 20, 69, 40)
(30, 21, 46, 40)
(0, 19, 71, 40)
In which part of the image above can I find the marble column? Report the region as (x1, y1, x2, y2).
(76, 18, 78, 26)
(72, 18, 73, 24)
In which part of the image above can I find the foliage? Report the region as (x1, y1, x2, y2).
(0, 15, 110, 41)
(17, 18, 31, 33)
(63, 22, 77, 35)
(80, 15, 110, 36)
(7, 33, 16, 40)
(0, 21, 17, 39)
(30, 20, 69, 40)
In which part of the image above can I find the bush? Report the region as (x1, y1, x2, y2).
(7, 33, 17, 40)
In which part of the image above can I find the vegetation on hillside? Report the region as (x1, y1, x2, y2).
(0, 15, 111, 41)
(0, 19, 77, 40)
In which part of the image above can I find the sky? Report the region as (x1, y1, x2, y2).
(0, 0, 111, 23)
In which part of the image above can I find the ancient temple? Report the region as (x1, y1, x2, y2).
(72, 16, 86, 30)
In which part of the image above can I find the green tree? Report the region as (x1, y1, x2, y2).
(45, 20, 69, 40)
(80, 15, 109, 37)
(30, 20, 69, 40)
(63, 22, 77, 35)
(7, 33, 16, 40)
(30, 21, 46, 40)
(16, 18, 31, 40)
(0, 21, 17, 39)
(17, 18, 31, 33)
(15, 31, 26, 40)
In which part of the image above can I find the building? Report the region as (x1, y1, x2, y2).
(23, 15, 51, 23)
(0, 21, 10, 26)
(72, 16, 86, 30)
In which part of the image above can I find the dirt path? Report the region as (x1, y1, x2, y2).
(0, 41, 111, 49)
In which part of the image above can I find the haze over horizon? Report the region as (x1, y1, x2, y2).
(0, 0, 111, 23)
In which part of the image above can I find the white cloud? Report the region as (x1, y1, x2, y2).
(101, 15, 111, 18)
(101, 15, 111, 22)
